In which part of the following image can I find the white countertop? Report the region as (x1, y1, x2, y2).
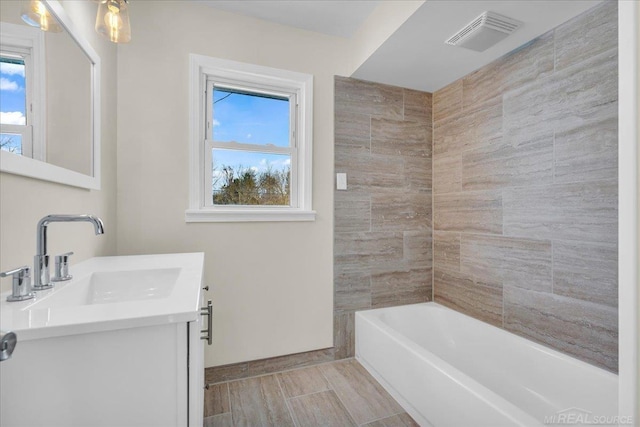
(0, 253, 204, 341)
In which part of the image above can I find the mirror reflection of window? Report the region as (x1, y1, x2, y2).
(0, 0, 101, 189)
(1, 50, 31, 157)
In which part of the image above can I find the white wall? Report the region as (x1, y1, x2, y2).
(0, 0, 117, 292)
(116, 1, 353, 366)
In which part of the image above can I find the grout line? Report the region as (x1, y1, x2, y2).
(551, 240, 555, 294)
(431, 95, 435, 303)
(432, 177, 618, 198)
(552, 130, 556, 181)
(207, 357, 350, 387)
(276, 373, 299, 427)
(225, 382, 232, 422)
(359, 409, 408, 426)
(320, 367, 361, 427)
(368, 115, 372, 155)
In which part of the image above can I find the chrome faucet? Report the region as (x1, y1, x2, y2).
(33, 214, 105, 290)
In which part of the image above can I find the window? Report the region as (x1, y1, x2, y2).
(0, 23, 44, 160)
(186, 55, 314, 222)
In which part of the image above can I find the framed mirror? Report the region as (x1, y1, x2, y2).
(0, 0, 101, 190)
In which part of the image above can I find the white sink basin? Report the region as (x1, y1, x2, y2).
(0, 253, 204, 341)
(27, 268, 181, 309)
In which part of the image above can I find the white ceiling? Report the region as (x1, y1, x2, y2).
(353, 0, 603, 92)
(198, 0, 603, 92)
(199, 0, 380, 38)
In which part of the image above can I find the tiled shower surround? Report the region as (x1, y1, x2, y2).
(334, 77, 434, 359)
(208, 0, 618, 383)
(335, 0, 618, 372)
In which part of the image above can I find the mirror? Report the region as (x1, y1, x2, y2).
(0, 0, 100, 189)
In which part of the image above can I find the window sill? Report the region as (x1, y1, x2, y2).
(185, 208, 316, 223)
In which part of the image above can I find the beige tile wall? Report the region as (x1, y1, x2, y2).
(432, 1, 618, 372)
(334, 76, 433, 358)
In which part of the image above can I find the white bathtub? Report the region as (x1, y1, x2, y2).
(355, 302, 619, 427)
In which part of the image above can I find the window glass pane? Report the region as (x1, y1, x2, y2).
(0, 133, 23, 155)
(212, 87, 290, 147)
(0, 56, 26, 126)
(212, 149, 291, 206)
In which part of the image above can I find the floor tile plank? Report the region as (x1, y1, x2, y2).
(320, 359, 403, 425)
(288, 390, 357, 427)
(362, 413, 420, 427)
(228, 375, 294, 427)
(203, 413, 233, 427)
(204, 383, 230, 417)
(276, 366, 331, 398)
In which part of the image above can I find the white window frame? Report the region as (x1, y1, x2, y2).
(186, 54, 315, 222)
(0, 22, 45, 161)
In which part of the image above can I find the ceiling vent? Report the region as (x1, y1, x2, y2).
(445, 11, 522, 52)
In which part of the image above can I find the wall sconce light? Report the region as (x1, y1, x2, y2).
(21, 0, 62, 32)
(95, 0, 131, 43)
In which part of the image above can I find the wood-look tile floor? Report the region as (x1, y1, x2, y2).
(203, 358, 418, 427)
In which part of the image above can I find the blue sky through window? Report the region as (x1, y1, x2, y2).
(0, 57, 26, 126)
(211, 88, 291, 192)
(213, 88, 289, 147)
(0, 57, 26, 154)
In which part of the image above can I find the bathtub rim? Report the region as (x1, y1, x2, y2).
(356, 303, 545, 426)
(356, 301, 618, 426)
(358, 301, 618, 381)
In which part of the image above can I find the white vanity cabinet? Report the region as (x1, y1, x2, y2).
(0, 253, 206, 427)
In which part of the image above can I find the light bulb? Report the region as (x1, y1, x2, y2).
(95, 0, 131, 43)
(105, 11, 123, 42)
(21, 0, 62, 32)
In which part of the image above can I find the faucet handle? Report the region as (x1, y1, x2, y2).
(0, 266, 35, 302)
(52, 252, 74, 282)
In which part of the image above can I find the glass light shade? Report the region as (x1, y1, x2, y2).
(21, 0, 63, 33)
(95, 0, 131, 44)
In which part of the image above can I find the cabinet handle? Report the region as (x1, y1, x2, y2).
(200, 300, 212, 345)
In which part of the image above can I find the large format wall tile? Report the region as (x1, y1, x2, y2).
(405, 156, 432, 192)
(371, 118, 431, 158)
(371, 266, 431, 309)
(434, 191, 502, 234)
(504, 286, 618, 372)
(462, 33, 554, 109)
(334, 192, 370, 233)
(335, 110, 371, 151)
(334, 232, 404, 264)
(433, 115, 468, 156)
(463, 98, 503, 151)
(433, 80, 462, 123)
(433, 231, 460, 273)
(462, 134, 554, 191)
(335, 150, 405, 194)
(371, 192, 432, 232)
(403, 231, 432, 268)
(460, 234, 552, 292)
(553, 240, 617, 308)
(554, 118, 618, 184)
(403, 89, 432, 123)
(503, 48, 617, 143)
(334, 264, 371, 313)
(433, 153, 462, 195)
(503, 181, 617, 243)
(554, 0, 617, 71)
(434, 268, 503, 327)
(335, 76, 403, 119)
(335, 77, 433, 359)
(432, 2, 618, 373)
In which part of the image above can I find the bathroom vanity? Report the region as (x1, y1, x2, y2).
(0, 253, 207, 427)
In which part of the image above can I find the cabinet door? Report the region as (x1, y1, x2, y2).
(1, 323, 187, 426)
